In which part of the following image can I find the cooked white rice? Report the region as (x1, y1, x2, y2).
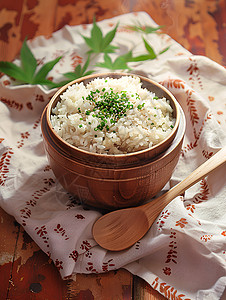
(51, 76, 175, 154)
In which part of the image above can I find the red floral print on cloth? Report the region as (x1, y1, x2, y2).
(186, 179, 210, 214)
(80, 240, 92, 251)
(54, 224, 69, 240)
(3, 80, 10, 86)
(221, 231, 226, 237)
(186, 89, 199, 126)
(102, 259, 115, 272)
(86, 262, 98, 273)
(181, 141, 198, 157)
(193, 179, 210, 203)
(162, 230, 178, 278)
(35, 225, 49, 248)
(55, 259, 63, 271)
(44, 165, 51, 172)
(159, 78, 185, 90)
(20, 176, 55, 226)
(70, 51, 82, 69)
(156, 210, 171, 230)
(17, 112, 42, 147)
(35, 94, 45, 102)
(33, 117, 41, 129)
(187, 57, 203, 90)
(186, 204, 196, 214)
(75, 214, 85, 219)
(0, 97, 23, 111)
(85, 250, 92, 258)
(202, 150, 214, 159)
(26, 102, 33, 110)
(165, 230, 178, 264)
(17, 131, 30, 148)
(160, 78, 214, 161)
(200, 234, 213, 242)
(175, 218, 188, 228)
(152, 277, 191, 300)
(69, 250, 79, 262)
(135, 241, 141, 250)
(163, 267, 171, 276)
(0, 147, 13, 186)
(182, 112, 212, 156)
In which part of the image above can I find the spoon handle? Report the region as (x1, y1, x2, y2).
(144, 146, 226, 218)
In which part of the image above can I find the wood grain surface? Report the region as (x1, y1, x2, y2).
(0, 0, 225, 299)
(0, 0, 226, 65)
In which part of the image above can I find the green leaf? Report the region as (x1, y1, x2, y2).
(90, 18, 103, 52)
(103, 44, 118, 53)
(20, 38, 37, 80)
(82, 36, 95, 53)
(128, 54, 153, 62)
(120, 50, 133, 61)
(143, 25, 163, 34)
(32, 56, 62, 84)
(74, 64, 82, 75)
(62, 54, 95, 81)
(0, 61, 27, 82)
(159, 46, 170, 55)
(47, 80, 71, 88)
(32, 79, 57, 86)
(101, 23, 119, 50)
(125, 23, 162, 34)
(96, 53, 130, 70)
(112, 56, 130, 70)
(142, 37, 156, 59)
(121, 50, 154, 63)
(81, 54, 90, 73)
(82, 18, 118, 54)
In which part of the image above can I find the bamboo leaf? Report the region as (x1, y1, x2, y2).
(33, 79, 57, 86)
(142, 37, 156, 59)
(159, 46, 170, 55)
(48, 80, 71, 88)
(20, 38, 37, 80)
(0, 61, 28, 82)
(81, 54, 91, 73)
(75, 64, 82, 75)
(125, 24, 163, 34)
(128, 54, 153, 62)
(32, 56, 62, 84)
(143, 25, 163, 34)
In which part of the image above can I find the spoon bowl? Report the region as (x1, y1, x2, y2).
(93, 207, 149, 251)
(93, 146, 226, 251)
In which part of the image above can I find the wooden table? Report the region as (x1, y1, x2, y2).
(0, 1, 225, 299)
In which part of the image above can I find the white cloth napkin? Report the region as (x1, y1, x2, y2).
(0, 12, 226, 300)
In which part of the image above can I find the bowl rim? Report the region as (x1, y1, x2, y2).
(42, 104, 186, 176)
(45, 72, 181, 158)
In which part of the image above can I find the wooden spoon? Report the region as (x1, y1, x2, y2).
(92, 147, 226, 251)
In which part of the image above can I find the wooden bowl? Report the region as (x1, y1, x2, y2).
(41, 73, 185, 210)
(44, 73, 180, 168)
